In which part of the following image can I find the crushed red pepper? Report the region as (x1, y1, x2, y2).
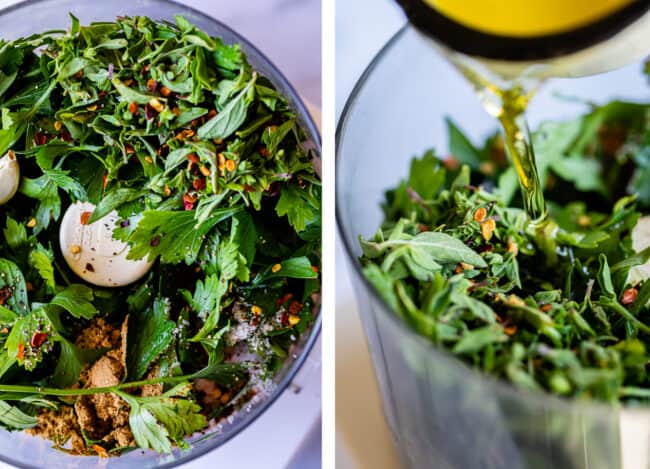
(0, 287, 12, 305)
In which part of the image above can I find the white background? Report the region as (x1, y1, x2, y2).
(0, 1, 322, 468)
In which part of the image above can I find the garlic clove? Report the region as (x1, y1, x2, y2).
(59, 201, 154, 287)
(0, 150, 20, 206)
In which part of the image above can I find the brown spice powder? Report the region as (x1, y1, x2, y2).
(29, 316, 151, 455)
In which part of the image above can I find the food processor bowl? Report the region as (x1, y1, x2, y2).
(0, 0, 321, 467)
(336, 25, 649, 469)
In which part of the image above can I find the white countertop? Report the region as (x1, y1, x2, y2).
(0, 1, 322, 468)
(335, 1, 404, 468)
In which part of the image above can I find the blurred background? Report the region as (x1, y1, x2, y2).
(336, 1, 404, 468)
(0, 0, 321, 468)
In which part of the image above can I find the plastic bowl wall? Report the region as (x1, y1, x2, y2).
(337, 25, 650, 469)
(0, 1, 321, 468)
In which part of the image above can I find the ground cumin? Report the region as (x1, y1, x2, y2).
(27, 315, 158, 455)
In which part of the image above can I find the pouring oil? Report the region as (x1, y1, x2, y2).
(454, 62, 547, 222)
(396, 0, 650, 222)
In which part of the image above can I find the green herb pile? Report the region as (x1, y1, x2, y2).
(0, 15, 320, 455)
(360, 66, 650, 403)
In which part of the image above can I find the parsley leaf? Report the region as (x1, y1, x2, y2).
(115, 207, 240, 264)
(0, 401, 38, 429)
(18, 170, 86, 233)
(50, 285, 98, 319)
(118, 385, 207, 453)
(0, 258, 29, 315)
(51, 337, 103, 387)
(275, 182, 320, 232)
(3, 217, 26, 249)
(127, 297, 175, 380)
(28, 245, 56, 294)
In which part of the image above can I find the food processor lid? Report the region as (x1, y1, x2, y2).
(395, 0, 650, 61)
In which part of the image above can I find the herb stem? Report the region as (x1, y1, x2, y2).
(599, 299, 650, 334)
(0, 367, 215, 397)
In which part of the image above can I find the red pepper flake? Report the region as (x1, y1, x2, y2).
(187, 153, 199, 163)
(0, 287, 12, 306)
(281, 312, 290, 327)
(183, 193, 197, 210)
(17, 343, 24, 360)
(60, 130, 73, 142)
(207, 109, 217, 119)
(473, 207, 488, 223)
(85, 263, 95, 272)
(80, 211, 92, 225)
(267, 182, 281, 197)
(540, 304, 553, 313)
(243, 184, 256, 193)
(92, 445, 109, 458)
(144, 104, 157, 120)
(26, 282, 33, 292)
(129, 102, 138, 113)
(157, 145, 169, 157)
(102, 173, 109, 190)
(30, 332, 47, 348)
(34, 132, 48, 146)
(311, 265, 319, 274)
(259, 147, 270, 158)
(150, 236, 161, 247)
(277, 293, 293, 307)
(622, 288, 639, 306)
(193, 178, 206, 191)
(480, 218, 496, 242)
(288, 301, 303, 315)
(443, 157, 459, 170)
(504, 324, 518, 336)
(125, 144, 135, 155)
(188, 161, 200, 177)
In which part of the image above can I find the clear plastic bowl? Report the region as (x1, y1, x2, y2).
(0, 1, 321, 468)
(337, 25, 649, 469)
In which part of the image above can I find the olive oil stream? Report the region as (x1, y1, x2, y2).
(455, 63, 549, 224)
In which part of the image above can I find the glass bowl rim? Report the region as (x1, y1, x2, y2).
(335, 22, 650, 417)
(0, 0, 322, 467)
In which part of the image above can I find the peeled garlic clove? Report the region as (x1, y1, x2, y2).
(60, 201, 154, 287)
(0, 150, 19, 206)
